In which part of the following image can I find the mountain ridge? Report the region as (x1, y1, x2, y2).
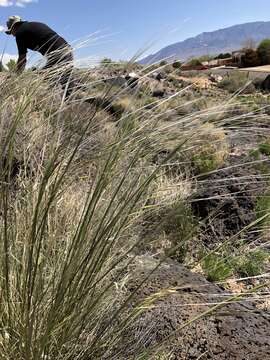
(140, 21, 270, 64)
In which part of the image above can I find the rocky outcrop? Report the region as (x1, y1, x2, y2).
(118, 257, 270, 359)
(191, 156, 267, 247)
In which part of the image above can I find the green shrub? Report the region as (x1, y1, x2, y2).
(202, 248, 268, 282)
(187, 58, 202, 67)
(100, 57, 113, 66)
(215, 53, 231, 59)
(192, 151, 221, 174)
(172, 60, 182, 69)
(249, 148, 261, 160)
(159, 60, 167, 66)
(259, 142, 270, 156)
(5, 58, 17, 72)
(241, 49, 260, 68)
(202, 253, 233, 282)
(198, 55, 214, 62)
(257, 38, 270, 65)
(143, 201, 197, 264)
(236, 250, 269, 277)
(163, 202, 197, 263)
(256, 193, 270, 226)
(190, 125, 228, 175)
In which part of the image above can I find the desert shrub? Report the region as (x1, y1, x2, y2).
(236, 250, 269, 277)
(218, 71, 255, 93)
(258, 141, 270, 156)
(187, 58, 202, 67)
(215, 53, 231, 59)
(257, 38, 270, 65)
(256, 193, 270, 226)
(109, 96, 134, 120)
(198, 55, 214, 62)
(190, 124, 228, 175)
(202, 253, 233, 282)
(241, 48, 260, 68)
(172, 60, 182, 69)
(192, 149, 223, 174)
(142, 199, 197, 264)
(163, 202, 197, 263)
(100, 57, 113, 66)
(159, 60, 167, 66)
(5, 58, 17, 72)
(202, 249, 268, 282)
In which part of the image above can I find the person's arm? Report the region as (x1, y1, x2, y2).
(16, 36, 27, 73)
(17, 54, 27, 73)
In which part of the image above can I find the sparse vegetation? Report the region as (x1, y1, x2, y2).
(218, 71, 255, 93)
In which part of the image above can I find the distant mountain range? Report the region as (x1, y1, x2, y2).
(140, 21, 270, 64)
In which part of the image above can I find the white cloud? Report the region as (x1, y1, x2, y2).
(0, 25, 5, 31)
(0, 0, 37, 6)
(0, 0, 13, 6)
(16, 0, 37, 7)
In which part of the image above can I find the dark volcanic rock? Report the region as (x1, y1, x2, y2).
(152, 88, 165, 98)
(191, 157, 267, 247)
(117, 257, 270, 359)
(261, 74, 270, 92)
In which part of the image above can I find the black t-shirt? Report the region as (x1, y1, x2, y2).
(16, 21, 69, 56)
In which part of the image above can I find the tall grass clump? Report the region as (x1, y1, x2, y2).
(0, 55, 269, 360)
(0, 65, 205, 359)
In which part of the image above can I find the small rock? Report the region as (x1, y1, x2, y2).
(262, 74, 270, 92)
(125, 72, 140, 88)
(152, 72, 165, 81)
(209, 74, 223, 83)
(152, 89, 165, 97)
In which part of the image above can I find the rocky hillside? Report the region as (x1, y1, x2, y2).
(140, 21, 270, 64)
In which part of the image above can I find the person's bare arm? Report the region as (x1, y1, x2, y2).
(16, 54, 27, 73)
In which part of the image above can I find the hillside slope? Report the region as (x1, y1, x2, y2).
(141, 21, 270, 64)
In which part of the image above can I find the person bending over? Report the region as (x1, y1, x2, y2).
(5, 15, 75, 98)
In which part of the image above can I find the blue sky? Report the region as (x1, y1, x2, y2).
(1, 0, 270, 65)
